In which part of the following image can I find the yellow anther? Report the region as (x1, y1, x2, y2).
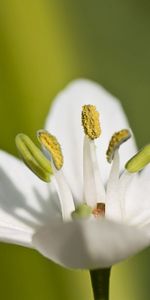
(37, 130, 64, 170)
(106, 129, 131, 163)
(82, 105, 101, 140)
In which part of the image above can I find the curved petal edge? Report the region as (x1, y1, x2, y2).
(32, 218, 150, 270)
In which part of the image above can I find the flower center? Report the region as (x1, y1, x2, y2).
(15, 104, 150, 222)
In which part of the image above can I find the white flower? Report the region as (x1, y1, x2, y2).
(0, 79, 150, 270)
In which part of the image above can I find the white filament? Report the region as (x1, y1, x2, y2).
(52, 163, 75, 221)
(83, 135, 105, 207)
(106, 150, 121, 222)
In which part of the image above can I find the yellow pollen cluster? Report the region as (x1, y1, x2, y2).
(37, 130, 63, 170)
(82, 105, 101, 140)
(106, 129, 131, 163)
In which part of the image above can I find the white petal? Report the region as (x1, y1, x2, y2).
(45, 79, 137, 203)
(119, 170, 135, 221)
(0, 150, 61, 246)
(83, 136, 105, 207)
(32, 218, 149, 270)
(0, 225, 32, 247)
(125, 165, 150, 226)
(106, 150, 121, 221)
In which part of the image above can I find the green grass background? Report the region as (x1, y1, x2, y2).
(0, 0, 150, 299)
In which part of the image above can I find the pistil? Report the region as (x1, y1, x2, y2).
(93, 203, 105, 217)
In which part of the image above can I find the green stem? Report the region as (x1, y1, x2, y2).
(90, 268, 111, 300)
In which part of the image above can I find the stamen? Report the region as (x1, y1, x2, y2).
(125, 144, 150, 173)
(106, 129, 131, 163)
(15, 133, 52, 182)
(37, 130, 74, 221)
(82, 105, 101, 140)
(92, 203, 105, 217)
(37, 130, 63, 170)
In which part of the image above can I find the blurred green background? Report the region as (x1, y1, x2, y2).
(0, 0, 150, 299)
